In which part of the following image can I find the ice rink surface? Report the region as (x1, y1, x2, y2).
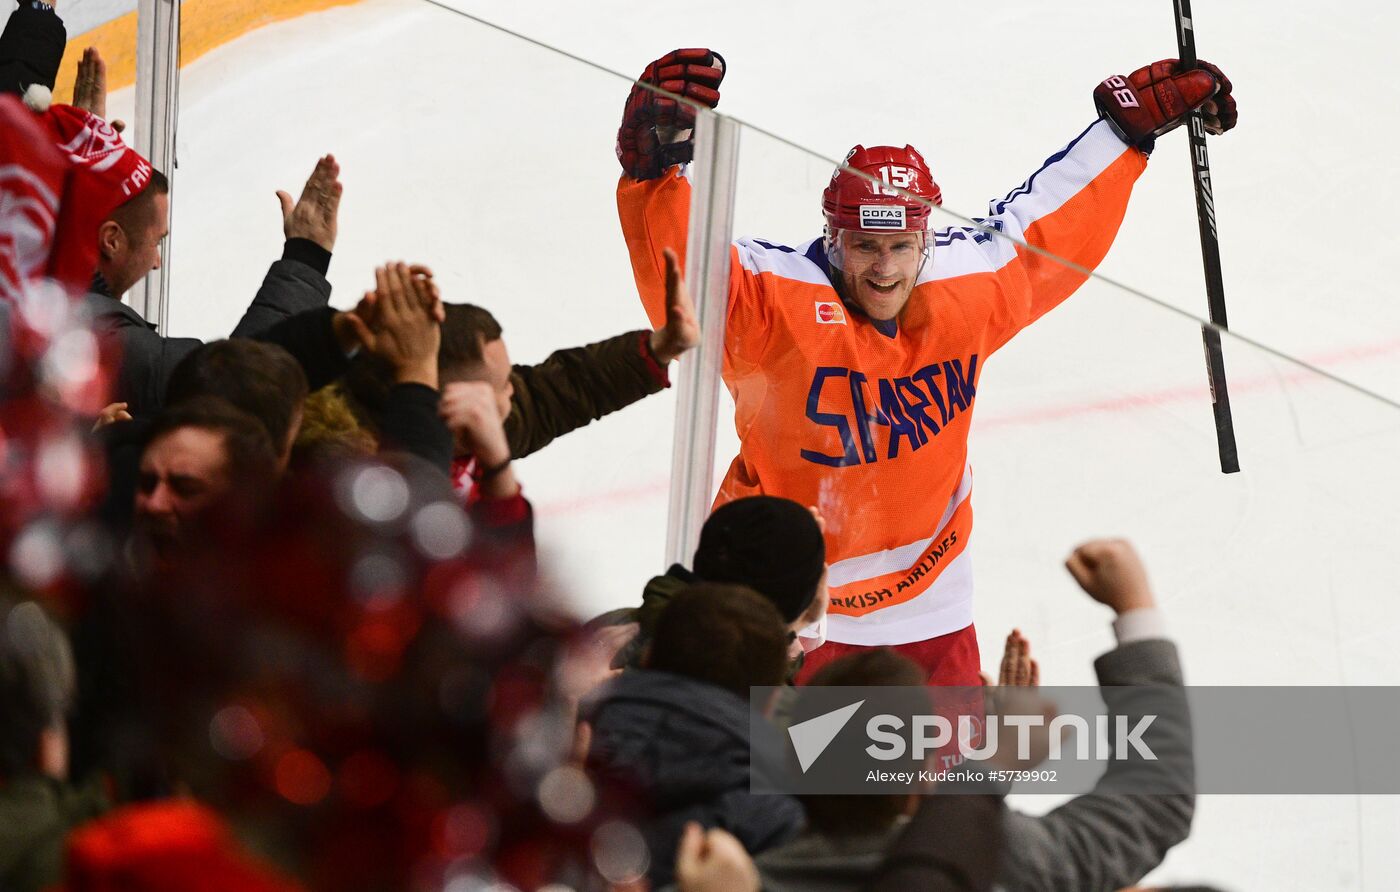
(98, 0, 1400, 886)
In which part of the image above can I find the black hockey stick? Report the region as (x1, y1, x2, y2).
(1173, 0, 1240, 473)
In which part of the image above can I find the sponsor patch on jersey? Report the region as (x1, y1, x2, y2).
(859, 205, 905, 230)
(815, 301, 846, 325)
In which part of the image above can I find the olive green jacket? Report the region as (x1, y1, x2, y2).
(505, 330, 669, 460)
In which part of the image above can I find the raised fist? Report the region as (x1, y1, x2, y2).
(617, 48, 726, 180)
(1094, 59, 1237, 150)
(1064, 538, 1156, 615)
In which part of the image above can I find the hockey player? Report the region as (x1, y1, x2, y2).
(615, 50, 1236, 684)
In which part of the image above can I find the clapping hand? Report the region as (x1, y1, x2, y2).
(362, 262, 441, 387)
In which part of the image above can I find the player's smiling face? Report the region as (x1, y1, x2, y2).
(834, 230, 927, 321)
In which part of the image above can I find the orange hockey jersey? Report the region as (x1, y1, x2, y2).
(618, 119, 1146, 646)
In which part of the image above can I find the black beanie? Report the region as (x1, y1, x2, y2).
(692, 496, 826, 623)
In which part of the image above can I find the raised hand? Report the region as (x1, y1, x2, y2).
(998, 628, 1040, 687)
(1094, 59, 1237, 149)
(277, 155, 342, 252)
(71, 47, 106, 118)
(71, 47, 125, 132)
(648, 247, 700, 364)
(1064, 538, 1157, 615)
(617, 48, 725, 180)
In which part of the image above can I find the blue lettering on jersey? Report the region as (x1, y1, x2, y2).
(800, 367, 861, 467)
(848, 371, 879, 464)
(894, 376, 938, 443)
(911, 364, 949, 425)
(800, 355, 980, 467)
(878, 379, 920, 459)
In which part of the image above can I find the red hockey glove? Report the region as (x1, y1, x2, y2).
(617, 48, 726, 180)
(1094, 59, 1237, 150)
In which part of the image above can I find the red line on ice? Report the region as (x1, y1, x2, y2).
(537, 335, 1400, 517)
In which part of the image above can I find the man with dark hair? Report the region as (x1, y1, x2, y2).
(440, 250, 698, 463)
(598, 494, 829, 673)
(586, 583, 803, 887)
(166, 339, 310, 471)
(438, 303, 503, 381)
(0, 596, 108, 892)
(132, 398, 278, 564)
(646, 582, 790, 696)
(95, 167, 170, 303)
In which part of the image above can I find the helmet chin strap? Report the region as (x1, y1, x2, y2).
(913, 233, 932, 284)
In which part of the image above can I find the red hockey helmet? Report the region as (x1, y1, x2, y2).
(821, 144, 942, 234)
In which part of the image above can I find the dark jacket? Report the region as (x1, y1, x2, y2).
(90, 241, 333, 417)
(258, 305, 351, 394)
(586, 669, 804, 887)
(377, 382, 453, 476)
(0, 2, 65, 96)
(753, 793, 1006, 892)
(865, 793, 1005, 891)
(0, 774, 108, 892)
(505, 330, 668, 459)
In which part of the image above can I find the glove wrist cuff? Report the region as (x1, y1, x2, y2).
(1096, 109, 1154, 153)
